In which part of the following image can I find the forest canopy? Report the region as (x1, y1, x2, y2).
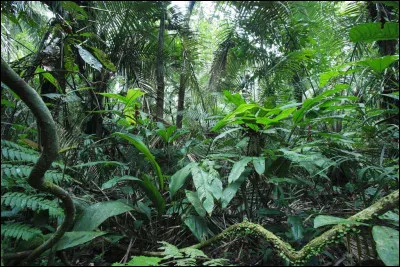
(1, 1, 399, 266)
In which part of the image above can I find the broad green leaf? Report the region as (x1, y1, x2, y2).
(358, 55, 399, 72)
(221, 173, 247, 208)
(223, 90, 246, 107)
(99, 93, 127, 103)
(191, 165, 222, 215)
(77, 45, 102, 71)
(170, 163, 198, 197)
(114, 132, 163, 189)
(253, 157, 265, 175)
(101, 176, 141, 190)
(350, 22, 399, 42)
(378, 211, 399, 227)
(372, 226, 399, 266)
(228, 157, 252, 183)
(184, 215, 210, 241)
(287, 216, 304, 241)
(73, 201, 134, 231)
(185, 190, 206, 217)
(126, 88, 145, 106)
(313, 215, 369, 228)
(55, 231, 107, 251)
(84, 45, 116, 72)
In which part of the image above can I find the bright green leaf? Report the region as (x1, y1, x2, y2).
(350, 22, 399, 42)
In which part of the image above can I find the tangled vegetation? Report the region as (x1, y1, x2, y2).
(1, 1, 399, 266)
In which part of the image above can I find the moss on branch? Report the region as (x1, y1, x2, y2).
(184, 190, 399, 264)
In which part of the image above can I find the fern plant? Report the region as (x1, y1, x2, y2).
(1, 222, 43, 242)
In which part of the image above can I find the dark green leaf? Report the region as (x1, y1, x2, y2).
(73, 201, 134, 231)
(170, 163, 197, 197)
(55, 231, 107, 251)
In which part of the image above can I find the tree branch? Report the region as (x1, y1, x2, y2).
(1, 58, 75, 264)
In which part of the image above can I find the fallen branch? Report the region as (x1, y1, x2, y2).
(182, 190, 399, 264)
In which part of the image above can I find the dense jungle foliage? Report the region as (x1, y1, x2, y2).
(1, 1, 399, 266)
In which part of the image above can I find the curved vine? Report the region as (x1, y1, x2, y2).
(1, 58, 75, 263)
(182, 189, 399, 265)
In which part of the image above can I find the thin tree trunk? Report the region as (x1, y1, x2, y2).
(156, 3, 166, 121)
(176, 1, 196, 128)
(177, 55, 186, 128)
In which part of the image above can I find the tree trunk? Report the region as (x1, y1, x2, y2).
(177, 54, 186, 128)
(176, 2, 196, 128)
(155, 3, 166, 121)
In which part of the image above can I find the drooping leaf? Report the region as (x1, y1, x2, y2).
(372, 226, 399, 266)
(55, 231, 107, 251)
(349, 22, 399, 42)
(228, 157, 252, 183)
(73, 201, 134, 231)
(76, 45, 102, 71)
(252, 157, 265, 175)
(184, 215, 211, 241)
(136, 175, 166, 214)
(84, 45, 117, 72)
(170, 163, 198, 197)
(113, 132, 163, 189)
(185, 190, 206, 217)
(221, 172, 248, 208)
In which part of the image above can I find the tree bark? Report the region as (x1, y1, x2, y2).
(177, 2, 196, 129)
(155, 3, 166, 121)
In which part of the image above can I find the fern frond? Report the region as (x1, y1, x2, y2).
(158, 241, 183, 259)
(182, 247, 207, 259)
(1, 192, 64, 217)
(1, 222, 43, 241)
(203, 258, 231, 266)
(1, 147, 39, 163)
(1, 139, 39, 154)
(1, 164, 71, 184)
